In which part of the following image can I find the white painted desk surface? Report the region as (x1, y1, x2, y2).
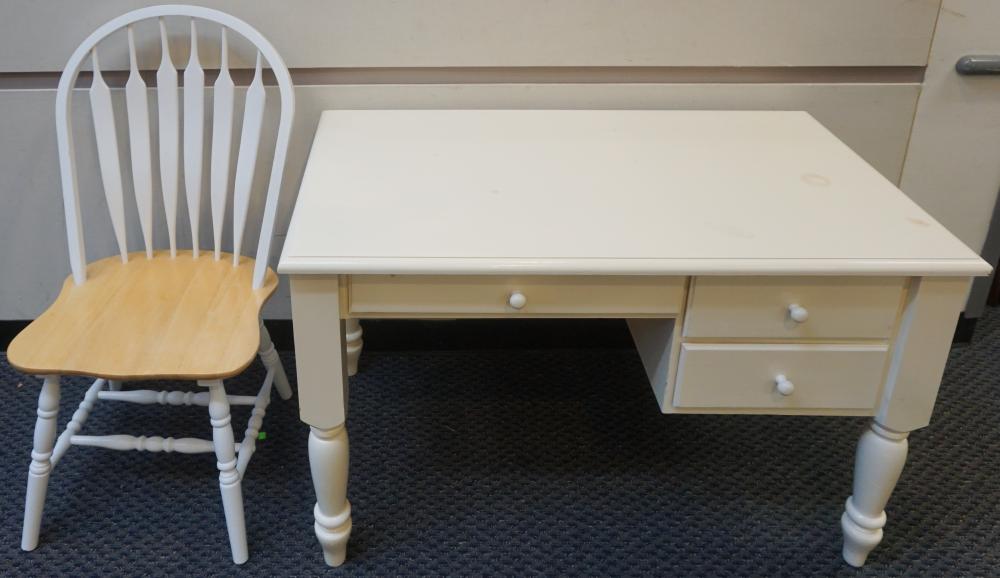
(281, 110, 987, 277)
(279, 109, 991, 569)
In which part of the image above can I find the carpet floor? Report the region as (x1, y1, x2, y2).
(1, 309, 998, 576)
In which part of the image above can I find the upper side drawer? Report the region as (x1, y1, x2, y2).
(683, 277, 905, 340)
(349, 275, 686, 317)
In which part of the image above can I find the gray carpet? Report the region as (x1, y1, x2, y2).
(1, 309, 998, 576)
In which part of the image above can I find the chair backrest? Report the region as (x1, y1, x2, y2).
(56, 5, 294, 289)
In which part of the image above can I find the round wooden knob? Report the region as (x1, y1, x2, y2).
(788, 303, 809, 323)
(508, 291, 527, 310)
(775, 374, 795, 396)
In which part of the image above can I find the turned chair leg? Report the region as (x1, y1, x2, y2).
(203, 379, 249, 564)
(22, 375, 61, 551)
(258, 319, 293, 400)
(345, 319, 363, 377)
(841, 420, 910, 567)
(310, 424, 352, 566)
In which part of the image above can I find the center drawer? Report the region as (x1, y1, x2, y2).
(348, 275, 686, 317)
(683, 276, 905, 340)
(673, 342, 889, 410)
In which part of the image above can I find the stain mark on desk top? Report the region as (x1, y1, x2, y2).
(801, 173, 831, 187)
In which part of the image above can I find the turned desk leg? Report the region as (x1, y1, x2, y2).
(346, 319, 363, 377)
(839, 278, 970, 567)
(290, 276, 352, 566)
(841, 420, 909, 567)
(310, 425, 352, 565)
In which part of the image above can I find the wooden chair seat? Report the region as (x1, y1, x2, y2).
(9, 250, 278, 380)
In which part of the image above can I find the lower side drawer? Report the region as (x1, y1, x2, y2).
(673, 343, 888, 410)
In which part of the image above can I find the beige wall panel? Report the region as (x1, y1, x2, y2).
(0, 0, 941, 72)
(900, 0, 1000, 255)
(0, 82, 919, 319)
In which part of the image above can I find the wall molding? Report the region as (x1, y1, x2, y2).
(0, 66, 926, 90)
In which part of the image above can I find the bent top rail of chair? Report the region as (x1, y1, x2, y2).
(8, 251, 278, 380)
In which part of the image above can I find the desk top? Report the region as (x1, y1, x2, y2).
(279, 110, 989, 277)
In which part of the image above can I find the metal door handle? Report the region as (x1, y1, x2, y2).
(956, 55, 1000, 75)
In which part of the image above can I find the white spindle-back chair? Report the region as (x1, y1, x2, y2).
(8, 5, 296, 564)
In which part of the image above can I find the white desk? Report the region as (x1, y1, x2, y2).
(278, 110, 991, 567)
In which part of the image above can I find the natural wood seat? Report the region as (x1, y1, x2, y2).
(9, 251, 278, 380)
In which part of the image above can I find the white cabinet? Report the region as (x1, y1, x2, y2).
(899, 0, 1000, 318)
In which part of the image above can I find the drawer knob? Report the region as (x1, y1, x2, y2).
(775, 374, 795, 396)
(788, 303, 809, 323)
(508, 291, 527, 310)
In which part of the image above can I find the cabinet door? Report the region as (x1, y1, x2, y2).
(901, 0, 1000, 314)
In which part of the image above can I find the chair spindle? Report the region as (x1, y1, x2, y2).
(183, 19, 205, 258)
(125, 25, 155, 258)
(89, 49, 129, 262)
(156, 18, 180, 257)
(210, 26, 235, 260)
(232, 51, 265, 265)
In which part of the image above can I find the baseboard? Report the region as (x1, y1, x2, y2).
(1, 319, 635, 353)
(0, 320, 28, 352)
(265, 318, 635, 351)
(953, 313, 979, 344)
(2, 315, 979, 353)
